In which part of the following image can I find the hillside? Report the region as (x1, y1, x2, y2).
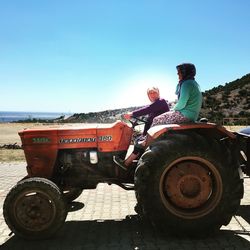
(200, 73, 250, 124)
(62, 73, 250, 125)
(63, 106, 144, 123)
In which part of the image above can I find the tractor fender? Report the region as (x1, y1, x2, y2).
(147, 122, 236, 140)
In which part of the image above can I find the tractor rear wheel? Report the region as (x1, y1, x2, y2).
(3, 177, 67, 239)
(135, 132, 243, 235)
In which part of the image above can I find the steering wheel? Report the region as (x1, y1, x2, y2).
(128, 116, 147, 128)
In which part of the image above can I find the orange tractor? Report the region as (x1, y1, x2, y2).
(3, 119, 250, 239)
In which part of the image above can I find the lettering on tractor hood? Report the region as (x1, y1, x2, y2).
(32, 137, 51, 143)
(59, 138, 96, 143)
(59, 135, 112, 144)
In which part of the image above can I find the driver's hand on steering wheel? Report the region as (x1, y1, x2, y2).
(123, 113, 132, 120)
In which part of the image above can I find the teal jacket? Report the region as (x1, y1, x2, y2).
(174, 80, 202, 121)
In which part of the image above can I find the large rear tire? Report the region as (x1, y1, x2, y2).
(3, 177, 67, 239)
(135, 132, 243, 235)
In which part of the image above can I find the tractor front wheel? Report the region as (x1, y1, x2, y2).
(3, 177, 67, 239)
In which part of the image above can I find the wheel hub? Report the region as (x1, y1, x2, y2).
(15, 192, 55, 231)
(164, 161, 212, 209)
(179, 175, 201, 198)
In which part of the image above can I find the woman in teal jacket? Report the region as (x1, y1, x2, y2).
(152, 63, 202, 126)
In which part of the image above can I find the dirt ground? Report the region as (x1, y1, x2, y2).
(0, 123, 58, 162)
(0, 123, 60, 145)
(0, 122, 247, 163)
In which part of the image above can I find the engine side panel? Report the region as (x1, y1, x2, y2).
(18, 121, 132, 178)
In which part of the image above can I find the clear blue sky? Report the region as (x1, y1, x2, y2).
(0, 0, 249, 113)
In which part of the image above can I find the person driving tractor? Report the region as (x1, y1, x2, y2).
(114, 86, 169, 170)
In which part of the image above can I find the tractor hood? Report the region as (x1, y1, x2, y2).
(19, 121, 133, 152)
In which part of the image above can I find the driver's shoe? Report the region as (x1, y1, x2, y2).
(113, 156, 127, 171)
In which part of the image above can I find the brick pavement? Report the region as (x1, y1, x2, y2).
(0, 162, 250, 250)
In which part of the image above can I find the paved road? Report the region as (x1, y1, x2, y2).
(1, 162, 250, 250)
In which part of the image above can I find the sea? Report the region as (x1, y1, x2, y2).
(0, 111, 72, 123)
